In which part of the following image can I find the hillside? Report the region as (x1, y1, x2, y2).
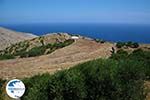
(0, 27, 150, 80)
(0, 35, 114, 79)
(0, 28, 150, 100)
(0, 32, 74, 59)
(0, 28, 150, 79)
(1, 48, 150, 100)
(0, 27, 37, 50)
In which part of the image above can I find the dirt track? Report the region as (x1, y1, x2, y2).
(0, 38, 115, 79)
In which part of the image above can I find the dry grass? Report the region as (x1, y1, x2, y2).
(0, 38, 114, 79)
(0, 27, 37, 50)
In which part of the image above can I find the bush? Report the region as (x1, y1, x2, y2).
(22, 74, 50, 100)
(0, 79, 5, 100)
(126, 41, 139, 48)
(0, 54, 15, 60)
(111, 48, 150, 79)
(21, 58, 148, 100)
(17, 51, 28, 58)
(114, 60, 146, 100)
(129, 49, 150, 79)
(95, 39, 105, 43)
(131, 42, 139, 48)
(27, 46, 46, 57)
(116, 41, 139, 48)
(76, 59, 118, 100)
(110, 49, 128, 60)
(63, 39, 75, 46)
(48, 70, 86, 100)
(116, 42, 125, 48)
(22, 70, 86, 100)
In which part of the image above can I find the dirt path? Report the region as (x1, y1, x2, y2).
(0, 39, 115, 79)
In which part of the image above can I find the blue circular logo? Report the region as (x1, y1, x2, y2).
(6, 79, 25, 99)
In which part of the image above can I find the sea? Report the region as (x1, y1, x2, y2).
(1, 23, 150, 43)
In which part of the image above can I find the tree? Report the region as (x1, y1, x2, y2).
(116, 42, 125, 48)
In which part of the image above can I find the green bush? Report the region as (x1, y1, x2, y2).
(110, 49, 128, 60)
(94, 39, 105, 43)
(0, 54, 15, 60)
(0, 79, 5, 100)
(48, 69, 86, 100)
(76, 59, 118, 100)
(116, 41, 139, 48)
(63, 39, 74, 46)
(111, 49, 150, 79)
(22, 74, 50, 100)
(129, 49, 150, 79)
(20, 57, 148, 100)
(16, 51, 28, 58)
(131, 42, 139, 48)
(76, 59, 146, 100)
(114, 60, 146, 100)
(126, 41, 139, 48)
(22, 70, 86, 100)
(116, 42, 126, 48)
(27, 46, 46, 57)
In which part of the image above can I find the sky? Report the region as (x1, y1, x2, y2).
(0, 0, 150, 24)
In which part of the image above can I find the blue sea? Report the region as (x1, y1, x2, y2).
(1, 23, 150, 43)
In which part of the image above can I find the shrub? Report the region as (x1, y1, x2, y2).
(21, 58, 148, 100)
(17, 51, 28, 58)
(114, 60, 146, 100)
(126, 41, 133, 47)
(45, 43, 52, 49)
(76, 59, 118, 100)
(126, 41, 139, 48)
(22, 69, 86, 100)
(0, 54, 15, 60)
(27, 46, 46, 57)
(48, 69, 86, 100)
(22, 74, 50, 100)
(95, 39, 105, 43)
(63, 39, 74, 46)
(0, 79, 5, 100)
(129, 49, 150, 79)
(116, 41, 139, 48)
(110, 49, 128, 60)
(40, 39, 44, 46)
(131, 42, 139, 48)
(111, 48, 150, 79)
(116, 42, 125, 48)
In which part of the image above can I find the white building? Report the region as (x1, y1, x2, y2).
(71, 36, 79, 40)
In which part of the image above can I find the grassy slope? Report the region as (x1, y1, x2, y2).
(0, 49, 150, 100)
(0, 38, 114, 79)
(0, 33, 74, 60)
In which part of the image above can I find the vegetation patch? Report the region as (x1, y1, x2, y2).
(116, 41, 139, 48)
(0, 54, 15, 60)
(0, 79, 6, 100)
(0, 39, 74, 60)
(94, 39, 106, 43)
(0, 41, 149, 100)
(0, 49, 148, 100)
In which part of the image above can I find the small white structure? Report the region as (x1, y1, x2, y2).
(71, 36, 79, 40)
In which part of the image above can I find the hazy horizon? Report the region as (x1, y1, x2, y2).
(0, 0, 150, 25)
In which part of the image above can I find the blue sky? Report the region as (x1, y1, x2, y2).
(0, 0, 150, 24)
